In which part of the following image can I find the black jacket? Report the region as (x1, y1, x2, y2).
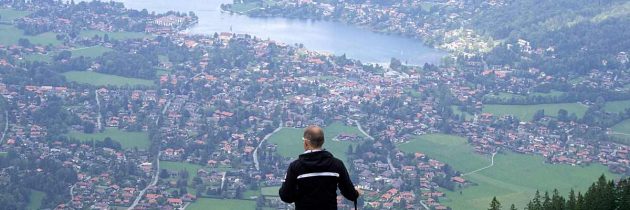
(279, 150, 359, 210)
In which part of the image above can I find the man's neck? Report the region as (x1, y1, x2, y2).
(304, 148, 323, 153)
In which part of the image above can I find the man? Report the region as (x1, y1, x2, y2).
(279, 125, 361, 210)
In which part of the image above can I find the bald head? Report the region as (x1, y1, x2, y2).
(303, 125, 325, 148)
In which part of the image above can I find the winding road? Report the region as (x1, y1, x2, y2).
(253, 124, 283, 171)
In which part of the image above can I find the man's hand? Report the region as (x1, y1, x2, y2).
(355, 187, 363, 196)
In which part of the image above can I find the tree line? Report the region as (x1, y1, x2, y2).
(488, 175, 630, 210)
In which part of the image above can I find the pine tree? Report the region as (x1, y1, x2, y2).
(566, 189, 577, 210)
(531, 190, 543, 210)
(488, 196, 502, 210)
(542, 191, 552, 210)
(576, 192, 584, 210)
(509, 204, 517, 210)
(551, 189, 565, 210)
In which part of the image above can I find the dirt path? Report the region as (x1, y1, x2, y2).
(462, 152, 497, 176)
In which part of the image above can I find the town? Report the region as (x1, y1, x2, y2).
(0, 0, 629, 210)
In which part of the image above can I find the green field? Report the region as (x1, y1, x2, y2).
(27, 190, 44, 210)
(229, 0, 276, 14)
(398, 134, 490, 172)
(0, 8, 30, 21)
(609, 119, 630, 144)
(0, 25, 61, 46)
(451, 106, 473, 121)
(22, 53, 52, 62)
(397, 134, 617, 210)
(68, 127, 150, 149)
(160, 161, 205, 184)
(267, 122, 367, 163)
(187, 198, 256, 210)
(260, 186, 280, 197)
(484, 91, 565, 101)
(604, 100, 630, 113)
(482, 103, 587, 121)
(62, 71, 155, 87)
(71, 46, 113, 58)
(79, 30, 150, 40)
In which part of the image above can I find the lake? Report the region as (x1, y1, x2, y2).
(114, 0, 446, 65)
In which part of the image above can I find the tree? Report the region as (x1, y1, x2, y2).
(389, 57, 402, 70)
(509, 204, 517, 210)
(488, 196, 502, 210)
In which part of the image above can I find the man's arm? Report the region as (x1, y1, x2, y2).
(337, 161, 359, 201)
(279, 163, 298, 203)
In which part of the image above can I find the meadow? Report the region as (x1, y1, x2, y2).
(397, 133, 617, 210)
(608, 119, 630, 144)
(267, 121, 368, 164)
(187, 198, 256, 210)
(67, 127, 150, 150)
(260, 186, 280, 197)
(0, 8, 30, 22)
(483, 91, 565, 101)
(0, 25, 61, 46)
(71, 46, 113, 58)
(62, 71, 155, 87)
(160, 161, 206, 184)
(27, 190, 44, 210)
(603, 99, 630, 113)
(482, 103, 587, 121)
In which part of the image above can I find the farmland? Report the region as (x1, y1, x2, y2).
(397, 133, 617, 210)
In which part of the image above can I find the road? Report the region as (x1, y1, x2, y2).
(462, 152, 497, 176)
(94, 90, 102, 130)
(128, 72, 199, 209)
(220, 171, 227, 191)
(352, 119, 374, 140)
(0, 110, 8, 144)
(128, 152, 161, 210)
(386, 152, 397, 174)
(253, 124, 283, 171)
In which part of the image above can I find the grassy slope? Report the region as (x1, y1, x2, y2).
(267, 121, 367, 164)
(68, 127, 150, 149)
(398, 134, 617, 210)
(482, 103, 587, 121)
(62, 71, 155, 87)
